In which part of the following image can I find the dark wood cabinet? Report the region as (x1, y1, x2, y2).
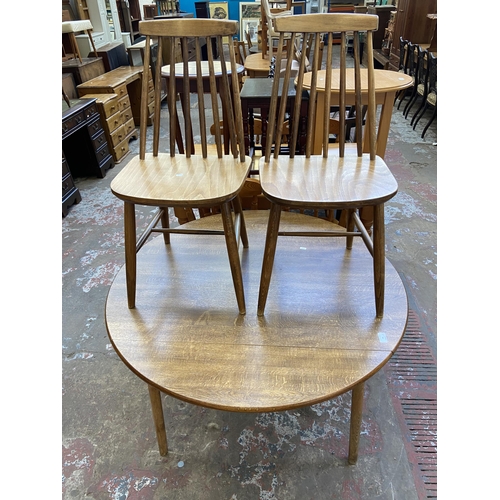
(62, 98, 114, 193)
(388, 0, 437, 71)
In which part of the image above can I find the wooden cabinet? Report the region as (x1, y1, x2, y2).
(75, 0, 124, 55)
(80, 93, 138, 163)
(62, 98, 115, 182)
(388, 0, 437, 71)
(62, 151, 81, 217)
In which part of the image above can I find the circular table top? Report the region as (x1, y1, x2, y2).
(161, 61, 245, 78)
(303, 68, 413, 94)
(105, 211, 408, 412)
(244, 52, 272, 72)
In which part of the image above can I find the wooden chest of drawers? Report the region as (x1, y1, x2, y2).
(81, 93, 138, 163)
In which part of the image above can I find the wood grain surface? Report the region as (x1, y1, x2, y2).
(106, 211, 408, 412)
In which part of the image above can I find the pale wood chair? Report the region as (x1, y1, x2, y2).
(257, 13, 398, 318)
(110, 18, 252, 314)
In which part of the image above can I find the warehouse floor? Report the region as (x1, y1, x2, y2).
(61, 69, 437, 498)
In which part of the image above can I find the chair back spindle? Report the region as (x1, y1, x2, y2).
(265, 14, 378, 163)
(139, 19, 246, 162)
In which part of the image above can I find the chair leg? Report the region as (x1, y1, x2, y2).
(410, 97, 426, 127)
(148, 385, 168, 456)
(348, 382, 365, 465)
(421, 107, 437, 139)
(403, 92, 418, 119)
(160, 207, 170, 244)
(372, 203, 385, 318)
(412, 102, 428, 130)
(346, 209, 355, 249)
(124, 202, 137, 309)
(232, 196, 249, 248)
(220, 202, 246, 315)
(258, 203, 282, 316)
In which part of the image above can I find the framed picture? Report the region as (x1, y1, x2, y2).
(239, 1, 261, 43)
(209, 1, 230, 42)
(209, 1, 229, 20)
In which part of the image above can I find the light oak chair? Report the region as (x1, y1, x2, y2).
(110, 18, 252, 314)
(257, 13, 398, 318)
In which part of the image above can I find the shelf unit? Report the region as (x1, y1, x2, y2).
(74, 0, 124, 55)
(117, 0, 143, 43)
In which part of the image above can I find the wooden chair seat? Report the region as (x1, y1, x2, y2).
(111, 154, 250, 207)
(260, 153, 397, 209)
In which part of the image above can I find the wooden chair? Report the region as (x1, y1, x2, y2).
(257, 13, 398, 318)
(110, 18, 252, 314)
(261, 0, 294, 59)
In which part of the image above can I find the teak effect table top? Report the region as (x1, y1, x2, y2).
(105, 211, 408, 412)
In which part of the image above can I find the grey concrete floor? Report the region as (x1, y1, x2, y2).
(62, 68, 437, 498)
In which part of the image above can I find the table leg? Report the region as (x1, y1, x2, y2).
(348, 382, 365, 465)
(148, 384, 168, 456)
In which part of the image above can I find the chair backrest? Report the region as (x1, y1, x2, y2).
(427, 52, 437, 97)
(398, 36, 408, 72)
(406, 42, 420, 79)
(138, 19, 246, 162)
(415, 47, 428, 94)
(265, 13, 379, 161)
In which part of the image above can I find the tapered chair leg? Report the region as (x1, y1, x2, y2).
(258, 203, 282, 316)
(348, 382, 365, 465)
(148, 385, 168, 456)
(124, 202, 137, 309)
(421, 107, 437, 139)
(232, 196, 249, 248)
(220, 202, 246, 315)
(372, 203, 385, 317)
(160, 207, 170, 245)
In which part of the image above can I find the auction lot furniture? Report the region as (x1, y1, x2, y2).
(77, 66, 154, 127)
(105, 211, 408, 463)
(109, 19, 251, 313)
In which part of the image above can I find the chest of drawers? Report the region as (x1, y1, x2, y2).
(81, 93, 138, 163)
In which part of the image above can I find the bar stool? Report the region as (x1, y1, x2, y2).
(62, 20, 98, 63)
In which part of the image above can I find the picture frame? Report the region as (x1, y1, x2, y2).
(239, 1, 261, 43)
(209, 1, 229, 20)
(209, 1, 230, 43)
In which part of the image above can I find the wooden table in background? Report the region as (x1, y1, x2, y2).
(244, 52, 271, 78)
(303, 69, 413, 157)
(161, 61, 245, 154)
(105, 210, 408, 464)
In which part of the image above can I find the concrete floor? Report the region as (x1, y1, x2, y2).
(62, 73, 437, 499)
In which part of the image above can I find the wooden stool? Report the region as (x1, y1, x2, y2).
(62, 20, 98, 63)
